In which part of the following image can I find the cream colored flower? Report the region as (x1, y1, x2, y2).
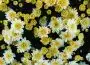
(2, 29, 12, 44)
(49, 17, 63, 33)
(32, 49, 43, 61)
(5, 9, 17, 21)
(51, 38, 64, 48)
(17, 38, 31, 53)
(11, 19, 25, 33)
(38, 26, 51, 38)
(10, 29, 22, 41)
(3, 50, 15, 64)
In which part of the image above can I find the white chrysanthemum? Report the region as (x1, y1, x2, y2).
(5, 9, 17, 21)
(3, 50, 15, 64)
(11, 19, 25, 33)
(68, 61, 79, 65)
(49, 17, 63, 34)
(0, 57, 5, 65)
(51, 59, 63, 65)
(60, 31, 74, 42)
(17, 38, 31, 53)
(67, 19, 78, 34)
(51, 38, 64, 48)
(68, 8, 78, 19)
(35, 60, 50, 65)
(10, 29, 22, 41)
(32, 49, 43, 61)
(86, 53, 90, 62)
(2, 29, 12, 44)
(38, 26, 50, 38)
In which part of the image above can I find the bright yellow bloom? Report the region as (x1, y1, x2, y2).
(56, 0, 69, 9)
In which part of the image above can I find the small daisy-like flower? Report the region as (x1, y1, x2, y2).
(21, 57, 32, 65)
(74, 55, 83, 61)
(49, 17, 63, 34)
(51, 38, 64, 48)
(56, 0, 69, 9)
(0, 57, 5, 65)
(40, 37, 52, 45)
(10, 29, 22, 41)
(17, 38, 31, 53)
(32, 49, 43, 61)
(51, 59, 63, 65)
(11, 19, 25, 33)
(66, 19, 77, 34)
(60, 31, 74, 42)
(5, 9, 17, 21)
(80, 17, 90, 30)
(48, 46, 59, 56)
(3, 49, 15, 64)
(2, 29, 12, 44)
(86, 53, 90, 62)
(38, 26, 51, 38)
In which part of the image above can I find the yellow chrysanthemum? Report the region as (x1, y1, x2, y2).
(38, 26, 51, 38)
(32, 50, 43, 61)
(40, 37, 52, 45)
(56, 0, 69, 9)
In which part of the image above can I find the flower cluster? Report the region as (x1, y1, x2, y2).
(0, 0, 90, 65)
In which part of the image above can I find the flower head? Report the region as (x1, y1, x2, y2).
(3, 49, 15, 64)
(17, 38, 31, 53)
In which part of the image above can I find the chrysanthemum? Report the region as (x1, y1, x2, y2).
(80, 17, 90, 30)
(3, 50, 15, 64)
(21, 57, 32, 65)
(49, 17, 63, 34)
(0, 57, 5, 65)
(66, 19, 78, 34)
(17, 38, 31, 53)
(2, 29, 12, 44)
(32, 49, 43, 61)
(5, 9, 17, 21)
(51, 38, 64, 48)
(40, 37, 52, 45)
(60, 31, 74, 42)
(11, 19, 25, 33)
(56, 0, 69, 9)
(10, 29, 22, 41)
(38, 26, 51, 38)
